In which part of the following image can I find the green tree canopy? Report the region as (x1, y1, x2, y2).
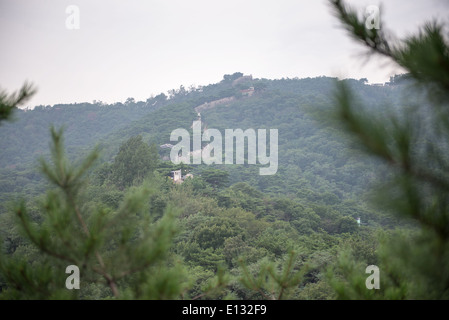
(200, 168, 230, 191)
(0, 128, 184, 299)
(111, 135, 159, 189)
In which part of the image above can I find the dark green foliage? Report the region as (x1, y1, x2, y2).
(199, 168, 229, 191)
(193, 217, 242, 250)
(238, 250, 309, 300)
(0, 128, 186, 299)
(111, 135, 159, 189)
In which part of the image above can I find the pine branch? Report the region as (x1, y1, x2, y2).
(0, 82, 36, 123)
(329, 0, 393, 58)
(15, 202, 78, 266)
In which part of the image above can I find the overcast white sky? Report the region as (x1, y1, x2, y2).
(0, 0, 448, 108)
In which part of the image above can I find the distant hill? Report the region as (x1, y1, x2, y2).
(0, 73, 411, 204)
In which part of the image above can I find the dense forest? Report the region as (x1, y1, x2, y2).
(0, 72, 416, 299)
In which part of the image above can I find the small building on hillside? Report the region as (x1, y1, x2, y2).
(171, 169, 182, 183)
(170, 169, 193, 184)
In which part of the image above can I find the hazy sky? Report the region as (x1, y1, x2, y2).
(0, 0, 448, 108)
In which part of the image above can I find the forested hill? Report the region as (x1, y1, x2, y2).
(0, 73, 417, 299)
(0, 73, 407, 202)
